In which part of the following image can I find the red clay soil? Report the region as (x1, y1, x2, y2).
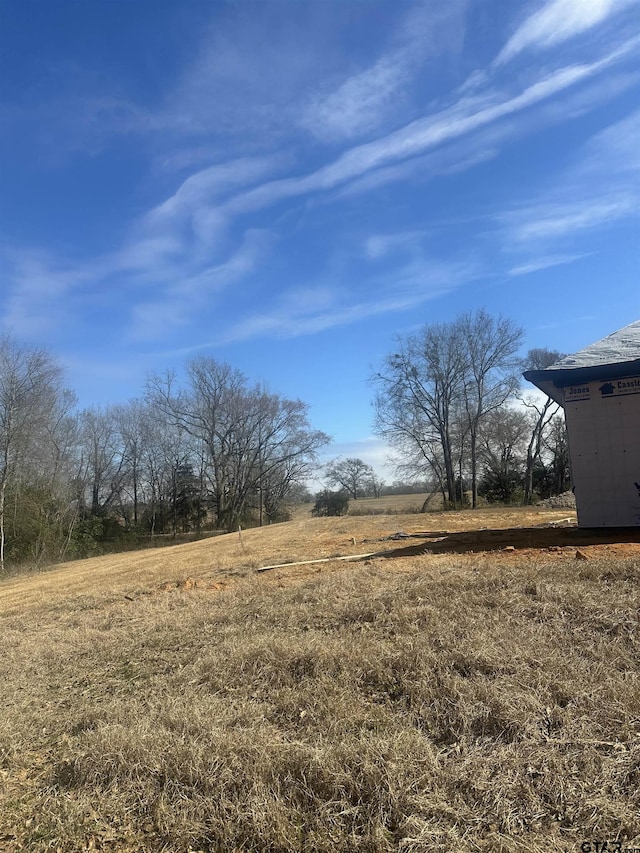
(363, 524, 640, 561)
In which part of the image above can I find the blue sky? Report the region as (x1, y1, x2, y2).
(1, 0, 638, 477)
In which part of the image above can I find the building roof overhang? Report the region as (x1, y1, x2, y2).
(523, 320, 640, 406)
(524, 358, 640, 405)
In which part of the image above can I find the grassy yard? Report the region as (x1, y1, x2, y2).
(0, 508, 638, 852)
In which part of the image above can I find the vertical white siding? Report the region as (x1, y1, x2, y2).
(564, 376, 640, 527)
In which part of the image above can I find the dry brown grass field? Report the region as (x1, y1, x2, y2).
(1, 505, 639, 852)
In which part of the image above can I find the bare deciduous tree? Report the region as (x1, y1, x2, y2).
(519, 348, 566, 504)
(147, 357, 329, 531)
(324, 457, 375, 500)
(77, 406, 129, 518)
(543, 413, 571, 497)
(477, 407, 529, 503)
(255, 394, 329, 523)
(374, 312, 522, 507)
(460, 310, 523, 508)
(373, 321, 467, 505)
(114, 399, 150, 527)
(0, 336, 65, 570)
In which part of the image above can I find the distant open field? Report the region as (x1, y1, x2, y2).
(1, 506, 639, 852)
(290, 492, 433, 519)
(347, 492, 432, 512)
(284, 492, 426, 523)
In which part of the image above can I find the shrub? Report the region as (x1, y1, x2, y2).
(478, 469, 524, 504)
(311, 490, 349, 517)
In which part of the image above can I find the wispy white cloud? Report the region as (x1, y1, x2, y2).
(572, 107, 640, 175)
(126, 228, 272, 342)
(117, 156, 281, 277)
(114, 234, 185, 277)
(507, 252, 596, 276)
(300, 57, 412, 142)
(496, 0, 637, 65)
(96, 38, 635, 345)
(6, 44, 632, 349)
(154, 4, 356, 145)
(146, 156, 280, 225)
(218, 295, 419, 344)
(151, 145, 236, 176)
(508, 195, 637, 243)
(331, 138, 500, 202)
(220, 43, 635, 222)
(501, 109, 640, 251)
(3, 6, 339, 160)
(0, 249, 89, 338)
(2, 1, 637, 358)
(327, 64, 638, 203)
(364, 231, 426, 261)
(300, 0, 469, 143)
(210, 254, 477, 347)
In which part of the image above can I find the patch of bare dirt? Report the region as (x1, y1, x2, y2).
(362, 523, 640, 560)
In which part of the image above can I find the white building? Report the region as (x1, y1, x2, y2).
(524, 321, 640, 528)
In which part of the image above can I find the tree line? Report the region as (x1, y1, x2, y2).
(1, 311, 570, 569)
(314, 312, 568, 513)
(371, 310, 568, 508)
(316, 310, 570, 511)
(0, 337, 329, 570)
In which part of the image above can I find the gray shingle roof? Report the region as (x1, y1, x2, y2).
(523, 320, 640, 404)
